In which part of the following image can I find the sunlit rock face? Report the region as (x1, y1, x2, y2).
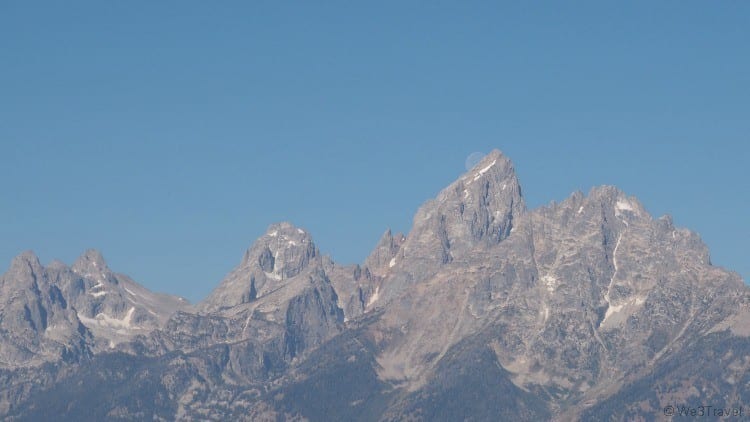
(2, 150, 748, 421)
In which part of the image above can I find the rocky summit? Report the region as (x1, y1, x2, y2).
(1, 149, 747, 421)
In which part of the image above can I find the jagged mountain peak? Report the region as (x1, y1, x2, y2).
(201, 222, 322, 312)
(0, 251, 92, 368)
(552, 185, 651, 220)
(588, 185, 645, 213)
(463, 149, 513, 177)
(446, 149, 525, 221)
(3, 149, 750, 421)
(543, 186, 651, 231)
(8, 250, 43, 275)
(240, 222, 318, 280)
(265, 221, 308, 236)
(365, 151, 527, 309)
(458, 150, 518, 188)
(242, 222, 315, 264)
(72, 249, 110, 275)
(36, 250, 187, 352)
(364, 229, 406, 275)
(400, 150, 525, 265)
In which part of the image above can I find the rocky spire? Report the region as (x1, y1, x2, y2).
(364, 229, 406, 275)
(401, 149, 525, 266)
(7, 250, 43, 278)
(72, 249, 110, 275)
(200, 222, 321, 312)
(239, 222, 318, 279)
(365, 150, 527, 309)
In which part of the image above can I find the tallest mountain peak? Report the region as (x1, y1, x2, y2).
(461, 149, 517, 186)
(475, 148, 505, 165)
(388, 149, 525, 278)
(426, 149, 525, 234)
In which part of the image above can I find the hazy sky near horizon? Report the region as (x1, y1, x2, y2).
(2, 2, 748, 301)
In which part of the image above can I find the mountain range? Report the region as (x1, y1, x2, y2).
(1, 150, 747, 421)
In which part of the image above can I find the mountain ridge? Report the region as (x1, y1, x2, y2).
(1, 149, 747, 421)
(6, 149, 741, 305)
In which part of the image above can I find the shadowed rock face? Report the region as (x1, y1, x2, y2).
(364, 229, 406, 276)
(2, 149, 749, 421)
(385, 151, 524, 287)
(0, 249, 188, 366)
(193, 222, 344, 355)
(200, 222, 320, 312)
(0, 252, 91, 368)
(127, 222, 347, 396)
(55, 249, 188, 351)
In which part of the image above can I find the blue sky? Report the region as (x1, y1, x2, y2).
(2, 2, 748, 301)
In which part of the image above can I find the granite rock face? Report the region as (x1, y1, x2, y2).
(200, 222, 320, 312)
(0, 252, 91, 368)
(2, 149, 749, 421)
(53, 249, 188, 350)
(380, 151, 525, 298)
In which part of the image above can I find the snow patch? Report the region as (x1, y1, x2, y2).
(603, 303, 624, 322)
(123, 286, 138, 297)
(297, 228, 304, 234)
(268, 231, 278, 237)
(89, 291, 107, 297)
(542, 275, 558, 292)
(473, 159, 497, 181)
(601, 233, 623, 326)
(265, 271, 282, 281)
(614, 199, 639, 227)
(615, 199, 634, 212)
(77, 307, 137, 331)
(389, 257, 396, 268)
(577, 206, 584, 214)
(615, 199, 639, 219)
(602, 295, 647, 326)
(366, 286, 380, 308)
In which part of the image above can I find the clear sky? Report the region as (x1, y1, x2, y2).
(2, 2, 748, 302)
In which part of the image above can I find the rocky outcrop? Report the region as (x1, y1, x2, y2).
(364, 229, 405, 276)
(0, 252, 91, 368)
(51, 249, 187, 351)
(374, 150, 526, 307)
(200, 222, 320, 312)
(0, 248, 188, 367)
